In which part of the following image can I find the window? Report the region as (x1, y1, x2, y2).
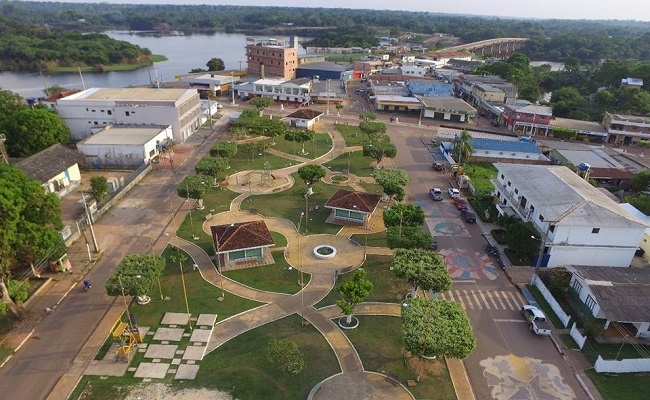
(571, 279, 583, 294)
(107, 110, 112, 115)
(500, 174, 504, 179)
(92, 109, 96, 112)
(507, 181, 511, 187)
(93, 121, 98, 125)
(514, 188, 519, 194)
(539, 214, 545, 222)
(585, 295, 597, 311)
(125, 111, 130, 116)
(592, 228, 600, 234)
(549, 224, 556, 233)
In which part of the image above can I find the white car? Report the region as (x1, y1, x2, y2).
(216, 103, 224, 109)
(448, 188, 461, 198)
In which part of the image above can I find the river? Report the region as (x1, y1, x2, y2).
(0, 31, 307, 99)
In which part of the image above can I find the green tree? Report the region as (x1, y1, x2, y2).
(505, 221, 540, 260)
(402, 298, 476, 361)
(383, 204, 425, 227)
(0, 164, 63, 317)
(265, 339, 305, 375)
(206, 57, 225, 71)
(336, 269, 373, 326)
(392, 248, 451, 297)
(209, 141, 238, 158)
(359, 121, 386, 141)
(386, 226, 433, 249)
(249, 97, 274, 115)
(0, 90, 25, 130)
(358, 111, 376, 122)
(43, 85, 68, 96)
(452, 130, 473, 166)
(89, 176, 109, 203)
(297, 164, 326, 196)
(238, 142, 265, 162)
(627, 195, 650, 215)
(363, 135, 397, 167)
(177, 174, 211, 210)
(257, 118, 287, 143)
(632, 170, 650, 192)
(5, 108, 71, 157)
(195, 156, 230, 187)
(374, 168, 408, 203)
(284, 129, 314, 155)
(105, 254, 165, 304)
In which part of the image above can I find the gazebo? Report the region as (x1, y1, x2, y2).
(324, 189, 382, 226)
(210, 221, 275, 271)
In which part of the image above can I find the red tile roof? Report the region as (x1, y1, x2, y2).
(324, 189, 382, 213)
(285, 109, 323, 120)
(211, 221, 274, 253)
(43, 89, 82, 103)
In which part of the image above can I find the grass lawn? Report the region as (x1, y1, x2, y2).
(344, 316, 456, 400)
(270, 231, 288, 247)
(48, 55, 168, 72)
(589, 341, 650, 360)
(315, 254, 409, 308)
(75, 315, 339, 400)
(325, 53, 364, 63)
(265, 132, 332, 160)
(559, 334, 580, 350)
(463, 163, 497, 196)
(585, 369, 650, 400)
(323, 151, 375, 177)
(175, 188, 241, 256)
(241, 173, 341, 235)
(334, 124, 368, 147)
(350, 231, 388, 248)
(227, 150, 296, 174)
(223, 252, 310, 295)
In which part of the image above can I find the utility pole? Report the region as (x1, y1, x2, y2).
(81, 192, 99, 253)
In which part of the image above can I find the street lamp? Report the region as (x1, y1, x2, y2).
(231, 71, 236, 106)
(297, 212, 306, 325)
(170, 201, 193, 331)
(216, 223, 236, 301)
(149, 236, 164, 300)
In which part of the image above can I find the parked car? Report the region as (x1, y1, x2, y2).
(432, 162, 444, 171)
(447, 188, 461, 198)
(521, 305, 553, 336)
(460, 209, 476, 223)
(430, 138, 438, 146)
(429, 188, 443, 201)
(216, 103, 224, 109)
(453, 197, 469, 210)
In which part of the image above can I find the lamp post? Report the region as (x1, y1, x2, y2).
(304, 192, 310, 234)
(231, 71, 236, 106)
(149, 236, 164, 300)
(170, 200, 192, 331)
(326, 79, 331, 116)
(532, 224, 550, 285)
(298, 212, 306, 325)
(216, 223, 236, 301)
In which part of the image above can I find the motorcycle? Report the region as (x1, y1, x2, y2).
(83, 279, 92, 291)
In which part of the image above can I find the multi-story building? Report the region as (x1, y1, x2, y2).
(245, 37, 298, 80)
(492, 164, 645, 268)
(56, 88, 201, 143)
(234, 78, 312, 104)
(602, 112, 650, 146)
(501, 104, 553, 135)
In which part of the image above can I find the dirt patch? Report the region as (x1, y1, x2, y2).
(406, 356, 446, 378)
(122, 383, 232, 400)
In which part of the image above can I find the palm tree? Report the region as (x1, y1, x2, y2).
(452, 130, 473, 166)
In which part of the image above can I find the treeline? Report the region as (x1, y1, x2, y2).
(0, 17, 152, 72)
(2, 1, 650, 62)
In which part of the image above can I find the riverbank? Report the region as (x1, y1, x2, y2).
(46, 55, 168, 73)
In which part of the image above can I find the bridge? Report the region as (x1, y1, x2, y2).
(442, 38, 529, 58)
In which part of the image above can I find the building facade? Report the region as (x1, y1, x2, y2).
(492, 164, 645, 268)
(602, 112, 650, 146)
(56, 88, 201, 143)
(502, 104, 553, 135)
(235, 78, 312, 104)
(246, 37, 298, 80)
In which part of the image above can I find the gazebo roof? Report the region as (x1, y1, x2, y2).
(210, 220, 274, 252)
(324, 189, 382, 213)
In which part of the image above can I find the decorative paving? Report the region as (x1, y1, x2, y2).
(152, 327, 184, 342)
(196, 314, 218, 327)
(439, 248, 499, 281)
(189, 328, 212, 343)
(133, 362, 169, 379)
(182, 346, 205, 361)
(174, 364, 200, 380)
(425, 218, 471, 237)
(480, 355, 576, 400)
(161, 312, 190, 325)
(144, 344, 178, 360)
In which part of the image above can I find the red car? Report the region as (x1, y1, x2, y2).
(453, 197, 469, 210)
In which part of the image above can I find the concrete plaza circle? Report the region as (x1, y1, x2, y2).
(309, 371, 414, 400)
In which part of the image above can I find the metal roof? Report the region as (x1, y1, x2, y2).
(420, 96, 476, 113)
(16, 144, 86, 183)
(550, 118, 606, 134)
(568, 265, 650, 323)
(470, 138, 542, 154)
(494, 164, 646, 228)
(70, 87, 195, 102)
(79, 126, 169, 146)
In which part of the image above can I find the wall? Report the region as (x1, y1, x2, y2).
(595, 356, 650, 373)
(550, 245, 636, 268)
(532, 275, 572, 327)
(569, 322, 587, 349)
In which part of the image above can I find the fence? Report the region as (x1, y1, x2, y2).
(595, 355, 650, 373)
(569, 322, 588, 349)
(531, 275, 572, 328)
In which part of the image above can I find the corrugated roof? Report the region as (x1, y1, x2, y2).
(550, 118, 606, 133)
(517, 104, 553, 117)
(569, 265, 650, 323)
(325, 189, 382, 213)
(73, 87, 195, 102)
(494, 164, 645, 228)
(16, 144, 86, 183)
(420, 96, 476, 113)
(375, 95, 422, 104)
(211, 221, 274, 253)
(470, 138, 541, 154)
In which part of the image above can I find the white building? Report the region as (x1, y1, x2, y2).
(56, 88, 201, 143)
(401, 65, 427, 76)
(76, 125, 173, 168)
(235, 78, 312, 104)
(493, 164, 646, 268)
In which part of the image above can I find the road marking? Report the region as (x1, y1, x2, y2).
(470, 290, 483, 310)
(485, 290, 500, 309)
(500, 291, 515, 309)
(454, 290, 467, 310)
(494, 319, 527, 323)
(462, 290, 474, 309)
(452, 280, 475, 283)
(493, 291, 507, 309)
(478, 290, 491, 309)
(508, 291, 523, 308)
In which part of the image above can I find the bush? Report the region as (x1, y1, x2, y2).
(383, 204, 424, 227)
(265, 339, 305, 375)
(210, 141, 238, 158)
(386, 226, 433, 249)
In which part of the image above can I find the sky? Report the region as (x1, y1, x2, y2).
(38, 0, 650, 21)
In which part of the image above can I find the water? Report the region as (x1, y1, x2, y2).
(0, 31, 306, 99)
(530, 61, 565, 71)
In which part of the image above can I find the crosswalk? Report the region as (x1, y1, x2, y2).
(436, 289, 527, 311)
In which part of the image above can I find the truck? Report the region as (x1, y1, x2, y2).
(521, 305, 553, 336)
